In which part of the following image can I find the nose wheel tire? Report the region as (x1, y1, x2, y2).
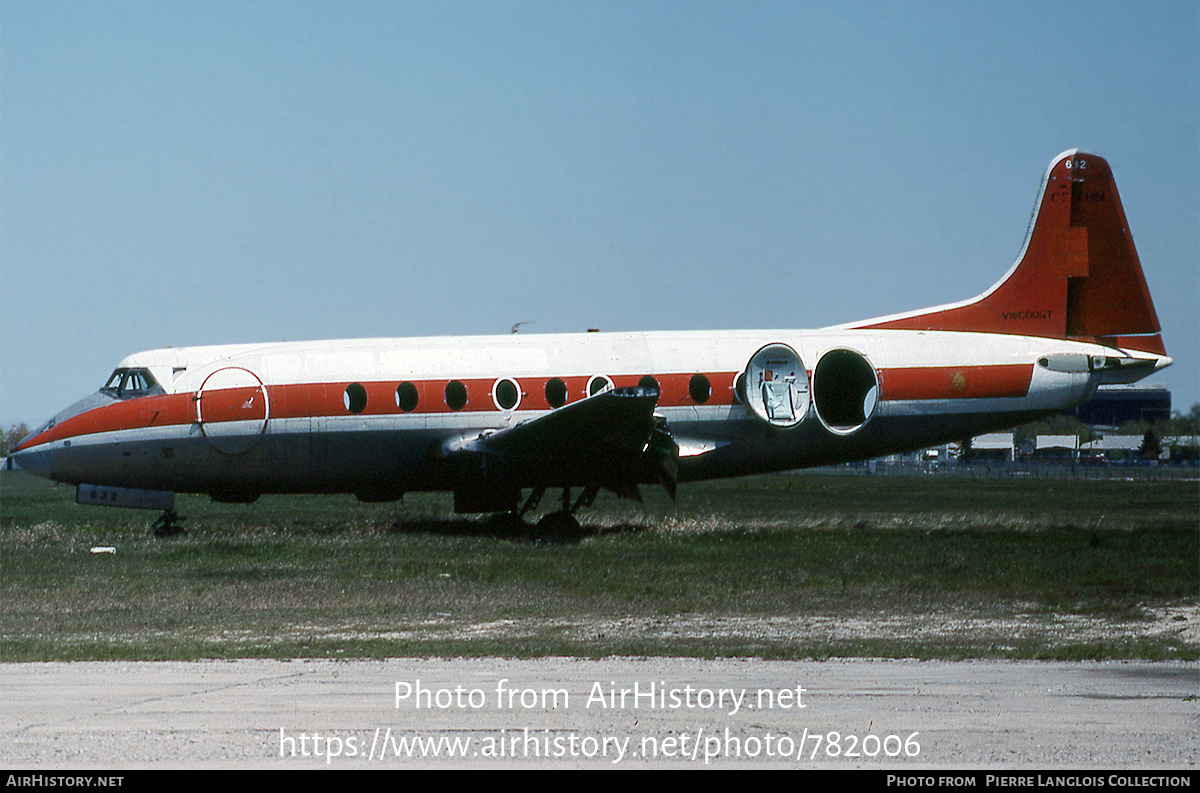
(152, 510, 187, 538)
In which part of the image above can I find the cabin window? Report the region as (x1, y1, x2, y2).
(545, 378, 568, 408)
(689, 374, 712, 404)
(445, 380, 468, 411)
(396, 382, 419, 413)
(344, 383, 368, 414)
(733, 373, 746, 404)
(638, 375, 660, 397)
(587, 375, 613, 396)
(493, 378, 520, 411)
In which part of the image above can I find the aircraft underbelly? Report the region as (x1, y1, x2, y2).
(676, 407, 1054, 482)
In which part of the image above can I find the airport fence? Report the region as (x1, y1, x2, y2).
(810, 460, 1199, 481)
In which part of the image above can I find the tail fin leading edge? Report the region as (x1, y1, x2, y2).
(858, 150, 1165, 355)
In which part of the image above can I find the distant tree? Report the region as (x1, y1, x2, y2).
(955, 437, 974, 462)
(1138, 430, 1162, 460)
(1014, 414, 1097, 449)
(1165, 403, 1200, 437)
(1121, 403, 1200, 439)
(0, 423, 30, 457)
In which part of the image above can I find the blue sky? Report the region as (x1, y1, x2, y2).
(2, 1, 1196, 427)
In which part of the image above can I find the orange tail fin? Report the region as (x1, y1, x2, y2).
(858, 150, 1165, 355)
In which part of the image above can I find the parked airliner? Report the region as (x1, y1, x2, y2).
(12, 151, 1170, 535)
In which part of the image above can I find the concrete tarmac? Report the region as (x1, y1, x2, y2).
(2, 658, 1196, 769)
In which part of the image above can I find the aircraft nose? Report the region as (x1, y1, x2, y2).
(10, 440, 53, 479)
(9, 391, 115, 482)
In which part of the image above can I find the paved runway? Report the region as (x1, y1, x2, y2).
(2, 658, 1196, 768)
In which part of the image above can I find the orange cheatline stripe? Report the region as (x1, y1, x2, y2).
(23, 365, 1035, 447)
(879, 364, 1033, 401)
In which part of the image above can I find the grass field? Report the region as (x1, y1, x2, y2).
(1, 469, 1196, 662)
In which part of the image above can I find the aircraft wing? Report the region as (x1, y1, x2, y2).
(441, 386, 678, 500)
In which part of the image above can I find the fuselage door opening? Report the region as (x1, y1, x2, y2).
(744, 343, 810, 428)
(195, 367, 269, 455)
(811, 348, 879, 435)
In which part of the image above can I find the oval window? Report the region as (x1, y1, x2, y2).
(588, 375, 613, 396)
(545, 378, 568, 408)
(733, 373, 746, 404)
(396, 382, 419, 413)
(445, 380, 468, 411)
(493, 378, 520, 411)
(344, 383, 368, 414)
(689, 373, 711, 404)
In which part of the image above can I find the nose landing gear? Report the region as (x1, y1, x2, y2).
(151, 509, 187, 538)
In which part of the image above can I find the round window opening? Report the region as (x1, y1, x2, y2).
(494, 378, 520, 411)
(396, 382, 419, 413)
(545, 378, 568, 408)
(344, 383, 368, 414)
(588, 375, 613, 396)
(445, 380, 468, 411)
(733, 373, 746, 404)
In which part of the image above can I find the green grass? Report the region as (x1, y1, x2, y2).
(1, 470, 1196, 662)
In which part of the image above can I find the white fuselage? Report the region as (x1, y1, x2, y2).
(15, 326, 1139, 504)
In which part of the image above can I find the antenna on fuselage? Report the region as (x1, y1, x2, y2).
(511, 321, 534, 334)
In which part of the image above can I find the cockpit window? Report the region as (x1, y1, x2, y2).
(101, 368, 164, 398)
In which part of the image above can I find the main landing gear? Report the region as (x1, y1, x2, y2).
(490, 486, 595, 540)
(151, 509, 187, 538)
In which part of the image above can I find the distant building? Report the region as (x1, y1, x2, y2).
(885, 383, 1184, 465)
(966, 433, 1014, 461)
(1072, 385, 1171, 428)
(1079, 435, 1141, 461)
(1033, 434, 1079, 460)
(1167, 436, 1200, 462)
